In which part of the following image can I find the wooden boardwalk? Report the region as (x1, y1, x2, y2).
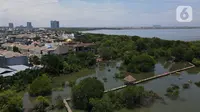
(63, 99, 72, 112)
(104, 62, 195, 93)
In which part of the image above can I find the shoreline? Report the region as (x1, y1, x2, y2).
(81, 29, 200, 42)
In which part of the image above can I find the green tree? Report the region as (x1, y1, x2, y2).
(77, 52, 96, 67)
(191, 43, 200, 58)
(63, 62, 81, 73)
(0, 69, 42, 92)
(33, 96, 50, 112)
(192, 58, 200, 66)
(30, 55, 40, 65)
(171, 46, 186, 61)
(64, 53, 82, 72)
(63, 61, 71, 73)
(13, 46, 20, 53)
(122, 86, 145, 109)
(98, 47, 114, 60)
(64, 53, 80, 65)
(29, 74, 52, 96)
(72, 78, 104, 110)
(106, 92, 124, 110)
(123, 51, 138, 65)
(184, 49, 195, 62)
(90, 98, 113, 112)
(55, 95, 65, 109)
(33, 36, 41, 41)
(0, 90, 22, 112)
(127, 54, 156, 73)
(41, 55, 63, 75)
(136, 38, 147, 51)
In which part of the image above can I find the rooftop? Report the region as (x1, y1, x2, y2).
(0, 71, 17, 77)
(7, 34, 36, 39)
(8, 65, 30, 71)
(0, 68, 13, 74)
(0, 65, 30, 77)
(66, 42, 95, 47)
(2, 42, 95, 54)
(124, 75, 136, 82)
(2, 43, 49, 52)
(0, 50, 24, 58)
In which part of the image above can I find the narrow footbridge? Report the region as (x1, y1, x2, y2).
(104, 62, 195, 93)
(63, 99, 72, 112)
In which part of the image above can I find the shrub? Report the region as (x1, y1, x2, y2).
(195, 81, 200, 87)
(182, 83, 190, 89)
(165, 84, 180, 100)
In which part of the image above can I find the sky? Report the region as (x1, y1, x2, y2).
(0, 0, 200, 27)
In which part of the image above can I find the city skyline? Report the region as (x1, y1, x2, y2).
(2, 21, 61, 28)
(2, 21, 200, 28)
(0, 0, 200, 27)
(3, 21, 200, 28)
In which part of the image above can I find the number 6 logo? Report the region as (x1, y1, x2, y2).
(176, 6, 193, 22)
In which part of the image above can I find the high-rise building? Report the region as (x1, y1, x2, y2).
(27, 22, 33, 29)
(50, 20, 59, 29)
(56, 21, 59, 28)
(50, 21, 54, 28)
(8, 23, 14, 29)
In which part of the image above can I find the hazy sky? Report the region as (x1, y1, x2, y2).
(0, 0, 200, 27)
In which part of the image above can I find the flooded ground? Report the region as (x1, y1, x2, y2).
(131, 67, 200, 112)
(51, 60, 200, 112)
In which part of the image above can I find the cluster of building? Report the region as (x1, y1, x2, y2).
(8, 22, 33, 30)
(0, 26, 94, 77)
(6, 20, 60, 30)
(1, 41, 94, 57)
